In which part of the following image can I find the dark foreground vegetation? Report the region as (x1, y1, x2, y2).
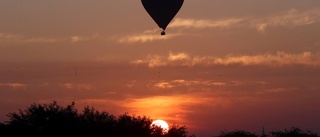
(0, 101, 318, 137)
(216, 128, 319, 137)
(0, 101, 193, 137)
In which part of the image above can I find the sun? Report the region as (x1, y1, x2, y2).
(151, 119, 169, 133)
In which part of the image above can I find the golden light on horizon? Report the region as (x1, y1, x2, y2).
(124, 96, 186, 122)
(117, 93, 224, 128)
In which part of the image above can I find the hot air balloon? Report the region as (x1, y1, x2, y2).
(141, 0, 184, 35)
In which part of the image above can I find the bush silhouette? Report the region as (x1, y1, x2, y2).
(215, 128, 319, 137)
(217, 130, 259, 137)
(0, 101, 193, 137)
(271, 127, 318, 137)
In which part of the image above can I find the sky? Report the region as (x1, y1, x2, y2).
(1, 0, 320, 136)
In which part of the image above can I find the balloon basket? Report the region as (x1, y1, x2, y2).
(161, 31, 166, 35)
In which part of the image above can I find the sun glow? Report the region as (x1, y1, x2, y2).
(151, 119, 169, 133)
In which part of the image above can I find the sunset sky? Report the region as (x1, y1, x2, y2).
(1, 0, 320, 136)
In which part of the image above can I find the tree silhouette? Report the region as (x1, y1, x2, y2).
(2, 101, 319, 137)
(271, 127, 318, 137)
(165, 124, 187, 137)
(151, 123, 166, 137)
(2, 101, 81, 137)
(115, 113, 152, 137)
(217, 130, 259, 137)
(0, 101, 193, 137)
(78, 106, 116, 137)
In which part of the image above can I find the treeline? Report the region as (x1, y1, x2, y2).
(0, 101, 318, 137)
(0, 101, 193, 137)
(215, 128, 319, 137)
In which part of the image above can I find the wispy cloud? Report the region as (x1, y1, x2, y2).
(131, 51, 320, 67)
(0, 32, 101, 44)
(60, 83, 94, 90)
(115, 17, 246, 44)
(170, 17, 247, 29)
(117, 33, 168, 43)
(171, 8, 320, 32)
(0, 33, 60, 43)
(116, 8, 320, 43)
(254, 8, 320, 32)
(0, 83, 27, 90)
(117, 31, 183, 43)
(153, 79, 226, 89)
(262, 87, 298, 93)
(70, 33, 100, 43)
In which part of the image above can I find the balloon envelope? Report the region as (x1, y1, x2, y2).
(141, 0, 184, 31)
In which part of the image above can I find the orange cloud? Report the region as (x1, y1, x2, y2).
(105, 8, 320, 44)
(152, 79, 227, 89)
(118, 34, 167, 43)
(0, 32, 59, 43)
(60, 83, 94, 90)
(131, 51, 320, 67)
(70, 33, 100, 43)
(170, 18, 246, 29)
(0, 83, 27, 90)
(154, 82, 174, 89)
(172, 8, 320, 30)
(0, 32, 101, 44)
(254, 8, 320, 32)
(168, 51, 190, 61)
(116, 32, 185, 43)
(171, 8, 320, 33)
